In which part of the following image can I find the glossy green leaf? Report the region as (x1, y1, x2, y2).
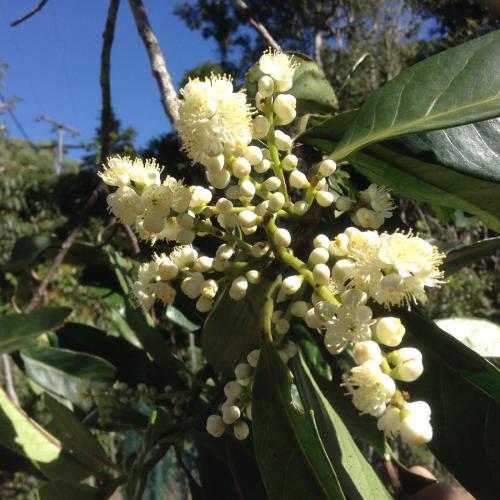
(0, 388, 88, 481)
(38, 481, 102, 500)
(20, 346, 116, 405)
(332, 30, 500, 160)
(44, 394, 111, 471)
(0, 307, 71, 354)
(399, 309, 500, 498)
(393, 117, 500, 183)
(252, 342, 345, 499)
(202, 280, 271, 376)
(166, 304, 201, 333)
(442, 236, 500, 275)
(5, 235, 57, 273)
(293, 351, 391, 500)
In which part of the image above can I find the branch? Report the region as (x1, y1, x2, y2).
(230, 0, 281, 50)
(100, 0, 121, 163)
(128, 0, 179, 127)
(10, 0, 49, 27)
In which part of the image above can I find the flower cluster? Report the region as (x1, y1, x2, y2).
(99, 49, 444, 446)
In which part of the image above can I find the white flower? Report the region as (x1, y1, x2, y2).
(377, 406, 401, 438)
(324, 290, 373, 354)
(363, 184, 395, 219)
(349, 361, 396, 417)
(400, 401, 432, 445)
(259, 49, 299, 92)
(177, 75, 253, 165)
(106, 186, 144, 225)
(99, 156, 162, 188)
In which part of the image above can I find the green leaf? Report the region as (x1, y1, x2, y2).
(166, 304, 201, 333)
(442, 237, 500, 275)
(393, 117, 500, 183)
(252, 342, 346, 500)
(5, 235, 57, 273)
(0, 388, 88, 481)
(38, 481, 102, 500)
(202, 280, 270, 376)
(44, 394, 111, 471)
(0, 307, 72, 354)
(95, 394, 149, 431)
(331, 30, 500, 160)
(20, 346, 116, 405)
(292, 351, 391, 500)
(399, 309, 500, 498)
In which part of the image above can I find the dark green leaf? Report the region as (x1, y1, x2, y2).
(5, 235, 57, 273)
(0, 388, 89, 481)
(293, 351, 391, 500)
(166, 304, 201, 333)
(442, 237, 500, 275)
(44, 394, 111, 471)
(20, 346, 116, 405)
(95, 394, 149, 431)
(0, 307, 72, 354)
(332, 30, 500, 160)
(399, 309, 500, 498)
(202, 281, 270, 376)
(253, 342, 345, 499)
(38, 481, 102, 500)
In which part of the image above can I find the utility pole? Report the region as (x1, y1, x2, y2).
(37, 115, 80, 174)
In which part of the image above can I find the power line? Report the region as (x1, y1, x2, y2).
(0, 90, 39, 153)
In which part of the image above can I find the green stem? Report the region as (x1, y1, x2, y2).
(194, 219, 253, 253)
(262, 274, 283, 343)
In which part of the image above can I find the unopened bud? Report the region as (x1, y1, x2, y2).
(263, 176, 281, 192)
(273, 94, 296, 125)
(281, 275, 304, 295)
(312, 263, 330, 285)
(247, 349, 260, 368)
(232, 157, 252, 178)
(245, 269, 261, 284)
(258, 75, 274, 97)
(308, 247, 330, 266)
(238, 209, 258, 228)
(375, 317, 405, 347)
(274, 130, 293, 151)
(268, 192, 285, 212)
(222, 404, 241, 425)
(336, 196, 354, 212)
(353, 341, 382, 364)
(313, 234, 330, 249)
(318, 159, 337, 177)
(316, 190, 335, 207)
(290, 300, 310, 317)
(289, 170, 309, 189)
(281, 154, 298, 171)
(274, 227, 291, 248)
(252, 115, 270, 139)
(224, 381, 243, 399)
(206, 414, 225, 437)
(389, 348, 423, 382)
(234, 363, 252, 380)
(233, 419, 250, 440)
(229, 276, 249, 300)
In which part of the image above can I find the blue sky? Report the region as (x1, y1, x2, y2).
(0, 0, 218, 159)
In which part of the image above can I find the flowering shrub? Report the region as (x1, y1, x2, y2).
(2, 33, 500, 500)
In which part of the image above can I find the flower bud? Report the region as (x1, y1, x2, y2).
(224, 381, 243, 399)
(253, 158, 272, 173)
(292, 200, 309, 215)
(281, 275, 304, 295)
(313, 301, 336, 321)
(189, 186, 212, 209)
(233, 419, 250, 440)
(181, 272, 204, 299)
(258, 75, 274, 97)
(273, 94, 297, 125)
(274, 130, 293, 151)
(316, 191, 335, 207)
(157, 258, 178, 281)
(239, 179, 256, 198)
(208, 168, 231, 189)
(332, 259, 354, 283)
(312, 263, 330, 285)
(200, 279, 218, 299)
(400, 409, 433, 445)
(330, 233, 349, 256)
(353, 341, 383, 365)
(247, 349, 260, 368)
(176, 228, 195, 245)
(255, 91, 266, 111)
(375, 317, 405, 347)
(225, 185, 240, 199)
(336, 196, 354, 212)
(216, 243, 235, 260)
(252, 115, 270, 139)
(290, 300, 310, 317)
(308, 247, 330, 266)
(313, 234, 330, 249)
(318, 159, 337, 177)
(251, 241, 269, 258)
(275, 318, 290, 335)
(215, 197, 233, 214)
(244, 145, 264, 165)
(289, 170, 309, 189)
(196, 295, 213, 313)
(263, 176, 281, 191)
(222, 404, 241, 425)
(245, 269, 261, 284)
(204, 154, 224, 172)
(389, 347, 423, 382)
(232, 157, 252, 178)
(274, 227, 291, 248)
(229, 276, 249, 301)
(268, 192, 285, 212)
(281, 154, 298, 171)
(304, 307, 323, 329)
(217, 213, 238, 229)
(206, 414, 225, 438)
(241, 225, 257, 235)
(237, 209, 258, 228)
(234, 363, 252, 380)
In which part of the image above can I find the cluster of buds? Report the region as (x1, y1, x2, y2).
(99, 49, 444, 446)
(206, 342, 297, 440)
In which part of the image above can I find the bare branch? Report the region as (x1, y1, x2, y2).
(100, 0, 121, 163)
(128, 0, 179, 127)
(231, 0, 281, 50)
(10, 0, 49, 27)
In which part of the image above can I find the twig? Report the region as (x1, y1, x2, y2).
(100, 0, 121, 163)
(2, 354, 19, 405)
(10, 0, 49, 27)
(128, 0, 180, 127)
(230, 0, 281, 50)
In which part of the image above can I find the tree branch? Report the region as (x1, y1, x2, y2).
(10, 0, 49, 27)
(128, 0, 180, 127)
(230, 0, 281, 50)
